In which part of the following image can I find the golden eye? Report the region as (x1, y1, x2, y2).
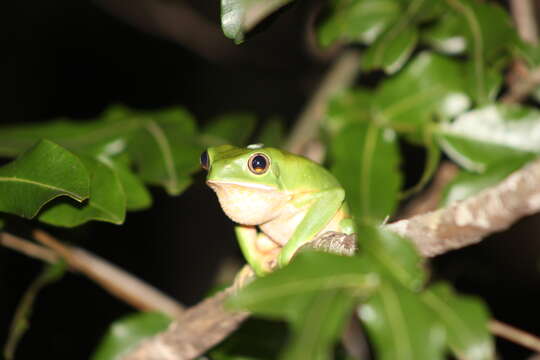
(248, 153, 269, 175)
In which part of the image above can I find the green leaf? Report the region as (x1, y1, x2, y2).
(359, 280, 446, 360)
(441, 157, 534, 206)
(228, 252, 379, 317)
(228, 252, 379, 360)
(109, 159, 152, 211)
(280, 289, 358, 360)
(39, 156, 126, 227)
(317, 0, 401, 47)
(221, 0, 293, 43)
(0, 140, 89, 218)
(202, 113, 256, 146)
(358, 225, 427, 291)
(330, 122, 401, 224)
(324, 88, 372, 137)
(4, 261, 66, 360)
(444, 0, 517, 104)
(422, 13, 466, 55)
(362, 25, 418, 74)
(438, 104, 540, 172)
(422, 283, 494, 360)
(91, 312, 172, 360)
(373, 51, 470, 136)
(128, 109, 202, 196)
(257, 118, 285, 148)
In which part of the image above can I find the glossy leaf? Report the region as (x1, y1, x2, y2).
(422, 13, 466, 55)
(228, 252, 379, 317)
(0, 140, 89, 218)
(202, 113, 256, 146)
(39, 156, 126, 227)
(324, 88, 372, 137)
(3, 261, 66, 360)
(109, 159, 152, 211)
(330, 122, 401, 224)
(444, 0, 516, 104)
(358, 225, 427, 291)
(318, 0, 400, 47)
(359, 280, 446, 360)
(128, 109, 202, 196)
(221, 0, 293, 43)
(441, 156, 534, 206)
(422, 283, 494, 360)
(362, 25, 418, 74)
(373, 51, 470, 135)
(280, 289, 357, 360)
(438, 104, 540, 172)
(228, 252, 378, 360)
(92, 312, 172, 360)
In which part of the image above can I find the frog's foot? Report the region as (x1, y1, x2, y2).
(299, 231, 358, 257)
(232, 265, 256, 292)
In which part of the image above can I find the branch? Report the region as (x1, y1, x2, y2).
(1, 230, 184, 319)
(501, 65, 540, 104)
(509, 0, 538, 45)
(285, 49, 361, 157)
(489, 320, 540, 353)
(386, 157, 540, 257)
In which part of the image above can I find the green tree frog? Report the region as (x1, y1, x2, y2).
(201, 144, 355, 276)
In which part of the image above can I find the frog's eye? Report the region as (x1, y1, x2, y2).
(248, 153, 270, 175)
(200, 150, 210, 171)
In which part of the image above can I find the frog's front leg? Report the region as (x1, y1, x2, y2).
(277, 187, 345, 268)
(235, 225, 280, 276)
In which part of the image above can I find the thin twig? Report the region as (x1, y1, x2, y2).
(509, 0, 538, 45)
(501, 66, 540, 104)
(1, 233, 58, 264)
(32, 230, 184, 319)
(285, 49, 361, 157)
(489, 319, 540, 353)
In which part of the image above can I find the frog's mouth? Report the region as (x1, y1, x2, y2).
(206, 180, 289, 225)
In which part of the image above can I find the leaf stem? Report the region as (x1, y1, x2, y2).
(489, 319, 540, 353)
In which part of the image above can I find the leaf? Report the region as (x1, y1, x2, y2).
(441, 157, 534, 206)
(421, 283, 494, 360)
(317, 0, 401, 47)
(91, 312, 172, 360)
(257, 118, 285, 148)
(280, 289, 358, 360)
(324, 88, 372, 137)
(228, 252, 379, 317)
(109, 159, 152, 211)
(0, 140, 89, 218)
(438, 104, 540, 172)
(444, 0, 517, 104)
(3, 261, 66, 360)
(228, 252, 379, 360)
(358, 225, 427, 291)
(422, 13, 466, 55)
(363, 25, 418, 74)
(330, 122, 401, 224)
(202, 113, 256, 146)
(359, 280, 446, 360)
(128, 109, 202, 196)
(373, 51, 470, 136)
(39, 156, 126, 227)
(221, 0, 293, 43)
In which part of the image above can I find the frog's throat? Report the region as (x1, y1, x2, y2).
(207, 180, 289, 225)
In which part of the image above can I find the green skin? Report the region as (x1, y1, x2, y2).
(204, 145, 355, 276)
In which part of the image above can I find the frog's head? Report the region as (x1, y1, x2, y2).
(201, 144, 290, 225)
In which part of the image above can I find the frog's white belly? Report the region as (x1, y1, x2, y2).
(260, 202, 346, 247)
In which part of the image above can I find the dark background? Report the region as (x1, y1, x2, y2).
(1, 0, 539, 359)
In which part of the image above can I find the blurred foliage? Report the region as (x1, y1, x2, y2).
(3, 0, 540, 359)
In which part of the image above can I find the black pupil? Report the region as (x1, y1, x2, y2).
(252, 155, 267, 170)
(200, 151, 209, 169)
